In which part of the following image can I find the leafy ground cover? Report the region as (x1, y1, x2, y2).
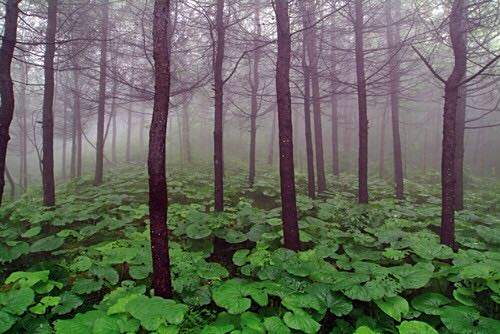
(0, 165, 499, 333)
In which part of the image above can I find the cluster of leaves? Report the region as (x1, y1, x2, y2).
(0, 166, 499, 333)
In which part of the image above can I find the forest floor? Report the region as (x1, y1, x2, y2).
(0, 165, 499, 334)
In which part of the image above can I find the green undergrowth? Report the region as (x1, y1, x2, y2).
(0, 165, 499, 333)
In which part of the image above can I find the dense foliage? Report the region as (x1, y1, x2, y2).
(0, 166, 499, 333)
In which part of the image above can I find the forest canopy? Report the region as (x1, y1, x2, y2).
(0, 0, 499, 333)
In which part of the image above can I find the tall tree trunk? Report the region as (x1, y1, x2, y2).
(62, 96, 68, 180)
(248, 5, 261, 188)
(126, 107, 132, 162)
(274, 0, 300, 251)
(384, 0, 405, 199)
(354, 0, 369, 203)
(302, 0, 326, 193)
(379, 107, 387, 178)
(19, 59, 29, 191)
(110, 69, 118, 164)
(441, 0, 467, 250)
(247, 6, 262, 187)
(94, 0, 109, 185)
(181, 101, 191, 163)
(149, 0, 173, 299)
(0, 0, 19, 205)
(267, 109, 276, 166)
(213, 0, 225, 212)
(454, 85, 466, 211)
(302, 36, 316, 198)
(42, 0, 58, 207)
(330, 49, 340, 176)
(70, 66, 82, 178)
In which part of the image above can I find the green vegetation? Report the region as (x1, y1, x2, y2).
(1, 166, 499, 333)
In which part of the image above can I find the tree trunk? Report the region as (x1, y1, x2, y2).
(330, 53, 340, 176)
(0, 0, 19, 205)
(267, 109, 276, 166)
(301, 36, 316, 199)
(441, 0, 467, 250)
(274, 0, 300, 251)
(384, 0, 404, 199)
(454, 74, 467, 211)
(62, 96, 68, 180)
(111, 69, 118, 164)
(213, 0, 225, 212)
(302, 0, 326, 193)
(149, 0, 173, 299)
(126, 107, 132, 162)
(94, 0, 109, 186)
(19, 60, 28, 191)
(181, 101, 191, 163)
(354, 0, 369, 203)
(42, 0, 58, 207)
(70, 66, 82, 178)
(379, 107, 387, 178)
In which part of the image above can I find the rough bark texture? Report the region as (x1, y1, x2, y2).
(354, 0, 369, 203)
(302, 36, 316, 199)
(42, 0, 58, 207)
(441, 0, 467, 250)
(94, 0, 109, 185)
(385, 0, 404, 199)
(213, 0, 225, 212)
(0, 0, 19, 205)
(248, 5, 261, 187)
(274, 0, 300, 251)
(149, 0, 173, 299)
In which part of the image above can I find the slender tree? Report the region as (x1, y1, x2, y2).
(384, 0, 404, 199)
(213, 0, 225, 211)
(148, 0, 173, 298)
(274, 0, 300, 251)
(0, 0, 19, 205)
(94, 0, 109, 185)
(354, 0, 369, 203)
(42, 0, 58, 206)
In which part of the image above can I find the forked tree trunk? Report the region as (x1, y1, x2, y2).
(149, 0, 173, 299)
(274, 0, 300, 251)
(94, 0, 109, 185)
(0, 0, 19, 205)
(384, 0, 404, 199)
(42, 0, 58, 207)
(441, 0, 467, 250)
(354, 0, 369, 203)
(213, 0, 225, 212)
(301, 37, 315, 199)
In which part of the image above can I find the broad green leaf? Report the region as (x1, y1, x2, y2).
(0, 287, 35, 315)
(263, 317, 290, 334)
(374, 296, 409, 322)
(411, 292, 450, 315)
(30, 236, 64, 253)
(283, 310, 320, 334)
(397, 321, 438, 334)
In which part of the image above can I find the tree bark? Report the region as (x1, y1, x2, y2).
(267, 108, 276, 166)
(302, 35, 316, 199)
(213, 0, 225, 212)
(94, 0, 109, 185)
(19, 60, 28, 191)
(149, 0, 173, 299)
(384, 0, 404, 199)
(181, 101, 191, 163)
(354, 0, 369, 203)
(302, 0, 326, 193)
(454, 85, 466, 211)
(62, 96, 68, 180)
(0, 0, 19, 205)
(42, 0, 58, 207)
(441, 0, 467, 250)
(274, 0, 300, 251)
(248, 5, 261, 188)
